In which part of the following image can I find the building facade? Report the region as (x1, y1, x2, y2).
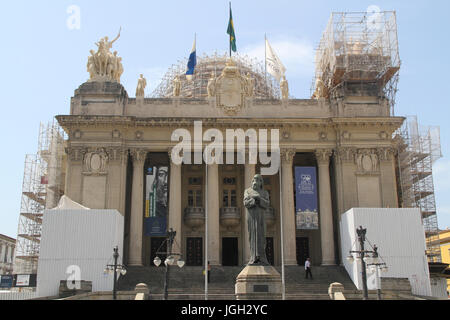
(0, 234, 15, 275)
(437, 229, 450, 295)
(56, 11, 405, 269)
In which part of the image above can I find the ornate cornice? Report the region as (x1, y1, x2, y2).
(56, 115, 404, 131)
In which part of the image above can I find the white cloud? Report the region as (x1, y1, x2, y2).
(241, 36, 315, 78)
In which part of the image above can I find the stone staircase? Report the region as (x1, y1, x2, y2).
(118, 265, 363, 300)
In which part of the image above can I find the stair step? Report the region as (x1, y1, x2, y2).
(117, 265, 359, 300)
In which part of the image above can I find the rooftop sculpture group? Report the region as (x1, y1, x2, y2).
(87, 28, 124, 83)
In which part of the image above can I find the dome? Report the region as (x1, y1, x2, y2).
(151, 53, 280, 99)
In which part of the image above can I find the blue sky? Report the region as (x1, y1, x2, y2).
(1, 1, 449, 238)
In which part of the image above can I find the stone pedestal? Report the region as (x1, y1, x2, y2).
(235, 265, 282, 300)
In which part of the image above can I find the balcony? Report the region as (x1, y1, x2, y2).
(184, 207, 205, 229)
(220, 207, 241, 228)
(265, 207, 276, 227)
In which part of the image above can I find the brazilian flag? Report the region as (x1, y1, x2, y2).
(227, 6, 237, 53)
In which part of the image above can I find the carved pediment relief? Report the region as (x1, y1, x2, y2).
(214, 59, 253, 116)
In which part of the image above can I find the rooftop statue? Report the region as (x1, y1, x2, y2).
(173, 75, 181, 97)
(245, 72, 254, 98)
(136, 74, 147, 97)
(244, 174, 270, 265)
(280, 75, 289, 100)
(87, 28, 124, 83)
(207, 72, 216, 98)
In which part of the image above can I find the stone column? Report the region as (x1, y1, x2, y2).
(335, 147, 358, 214)
(243, 163, 256, 264)
(0, 243, 4, 263)
(280, 149, 297, 265)
(128, 149, 147, 266)
(168, 150, 182, 255)
(315, 149, 336, 266)
(207, 163, 220, 265)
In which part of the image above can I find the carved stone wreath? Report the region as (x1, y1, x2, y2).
(83, 148, 108, 175)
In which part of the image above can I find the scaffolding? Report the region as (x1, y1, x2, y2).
(150, 52, 280, 99)
(313, 11, 400, 114)
(396, 116, 442, 262)
(14, 121, 66, 274)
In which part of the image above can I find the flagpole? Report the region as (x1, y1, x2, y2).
(279, 163, 286, 300)
(229, 2, 232, 58)
(264, 34, 268, 96)
(205, 160, 209, 300)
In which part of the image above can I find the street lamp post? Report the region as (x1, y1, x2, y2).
(153, 228, 185, 300)
(104, 246, 127, 300)
(357, 226, 369, 300)
(366, 245, 388, 300)
(346, 226, 388, 300)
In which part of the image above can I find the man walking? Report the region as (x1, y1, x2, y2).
(305, 258, 313, 279)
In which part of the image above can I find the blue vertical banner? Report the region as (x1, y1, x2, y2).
(144, 166, 168, 236)
(295, 167, 319, 230)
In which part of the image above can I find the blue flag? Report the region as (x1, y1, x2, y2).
(186, 37, 197, 81)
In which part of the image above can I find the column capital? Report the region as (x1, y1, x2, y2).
(280, 148, 296, 163)
(335, 147, 357, 164)
(376, 147, 397, 162)
(315, 148, 333, 165)
(105, 147, 128, 163)
(66, 146, 87, 162)
(130, 148, 147, 165)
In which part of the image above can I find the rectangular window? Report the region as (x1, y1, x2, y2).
(223, 190, 229, 207)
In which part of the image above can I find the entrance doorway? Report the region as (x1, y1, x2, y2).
(266, 237, 274, 266)
(296, 237, 310, 266)
(150, 237, 167, 267)
(222, 238, 238, 266)
(186, 237, 203, 266)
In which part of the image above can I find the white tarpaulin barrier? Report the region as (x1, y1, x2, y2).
(36, 209, 124, 298)
(340, 208, 432, 297)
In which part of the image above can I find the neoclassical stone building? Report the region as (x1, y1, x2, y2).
(56, 11, 403, 268)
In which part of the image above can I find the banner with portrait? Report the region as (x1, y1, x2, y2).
(144, 166, 168, 236)
(295, 167, 319, 230)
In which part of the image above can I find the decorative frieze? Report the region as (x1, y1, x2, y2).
(112, 129, 121, 139)
(318, 131, 328, 141)
(135, 131, 144, 140)
(72, 129, 83, 140)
